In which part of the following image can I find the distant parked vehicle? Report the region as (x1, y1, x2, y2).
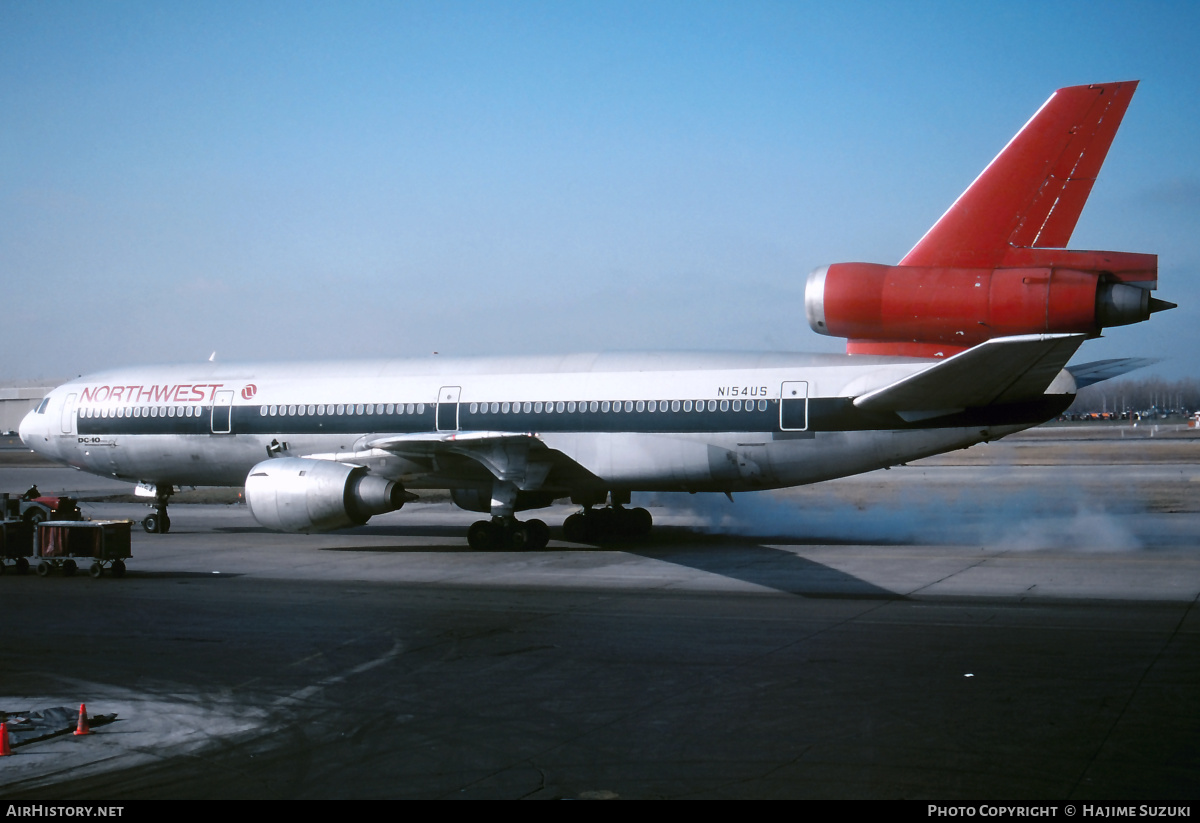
(2, 494, 82, 525)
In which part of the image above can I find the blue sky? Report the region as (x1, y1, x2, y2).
(3, 1, 1198, 379)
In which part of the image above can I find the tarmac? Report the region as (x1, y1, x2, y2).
(0, 427, 1197, 799)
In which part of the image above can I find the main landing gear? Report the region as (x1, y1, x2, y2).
(562, 505, 652, 543)
(467, 517, 550, 551)
(142, 487, 173, 534)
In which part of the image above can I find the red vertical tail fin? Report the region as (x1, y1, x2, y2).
(900, 81, 1138, 269)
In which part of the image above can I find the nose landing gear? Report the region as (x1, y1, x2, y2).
(142, 487, 173, 534)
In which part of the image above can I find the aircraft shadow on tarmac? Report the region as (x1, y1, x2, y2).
(313, 523, 902, 599)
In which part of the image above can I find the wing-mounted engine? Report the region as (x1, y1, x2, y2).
(245, 457, 414, 533)
(806, 81, 1173, 358)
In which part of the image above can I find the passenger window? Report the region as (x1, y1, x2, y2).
(636, 400, 645, 413)
(720, 400, 729, 412)
(672, 400, 680, 412)
(758, 400, 767, 411)
(557, 401, 565, 413)
(534, 402, 543, 413)
(417, 403, 425, 414)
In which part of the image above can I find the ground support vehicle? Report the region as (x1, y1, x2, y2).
(35, 521, 132, 578)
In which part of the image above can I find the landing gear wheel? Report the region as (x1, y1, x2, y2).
(63, 559, 77, 577)
(15, 557, 28, 575)
(524, 519, 550, 550)
(563, 513, 589, 543)
(630, 507, 653, 536)
(36, 561, 51, 577)
(468, 519, 499, 551)
(89, 562, 103, 579)
(143, 514, 160, 534)
(111, 560, 125, 578)
(160, 514, 171, 534)
(506, 522, 529, 551)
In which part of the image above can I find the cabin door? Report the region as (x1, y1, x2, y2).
(211, 390, 234, 434)
(437, 386, 461, 432)
(779, 381, 809, 431)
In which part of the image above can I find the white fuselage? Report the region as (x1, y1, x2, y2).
(18, 350, 1059, 501)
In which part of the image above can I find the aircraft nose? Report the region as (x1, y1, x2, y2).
(18, 406, 40, 447)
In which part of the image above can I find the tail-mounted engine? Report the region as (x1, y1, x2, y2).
(806, 250, 1172, 357)
(806, 81, 1173, 358)
(245, 457, 413, 533)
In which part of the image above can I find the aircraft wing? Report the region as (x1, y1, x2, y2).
(1066, 357, 1157, 389)
(853, 333, 1086, 415)
(364, 430, 540, 454)
(363, 430, 599, 490)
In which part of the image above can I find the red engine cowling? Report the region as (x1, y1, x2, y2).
(805, 250, 1164, 357)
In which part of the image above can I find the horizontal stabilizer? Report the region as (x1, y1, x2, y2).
(854, 334, 1086, 414)
(1067, 357, 1158, 389)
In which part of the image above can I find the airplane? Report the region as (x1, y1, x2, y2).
(19, 81, 1173, 551)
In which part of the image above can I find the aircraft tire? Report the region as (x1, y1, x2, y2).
(562, 513, 588, 543)
(161, 515, 171, 534)
(525, 519, 550, 550)
(143, 514, 160, 534)
(506, 522, 529, 551)
(89, 562, 103, 579)
(468, 520, 497, 551)
(630, 507, 653, 536)
(590, 508, 616, 539)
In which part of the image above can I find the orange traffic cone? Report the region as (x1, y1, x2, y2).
(0, 721, 11, 755)
(73, 704, 90, 736)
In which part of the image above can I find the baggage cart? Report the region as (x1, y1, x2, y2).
(35, 521, 132, 578)
(0, 518, 34, 575)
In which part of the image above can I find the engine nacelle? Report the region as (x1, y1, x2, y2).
(806, 252, 1168, 356)
(245, 457, 411, 533)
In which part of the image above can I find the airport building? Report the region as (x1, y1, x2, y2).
(0, 380, 60, 434)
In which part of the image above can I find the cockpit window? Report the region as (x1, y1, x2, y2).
(36, 398, 50, 414)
